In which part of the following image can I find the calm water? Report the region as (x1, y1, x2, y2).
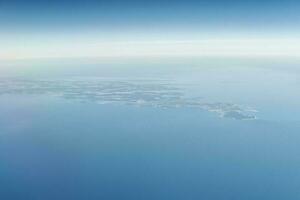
(0, 59, 300, 199)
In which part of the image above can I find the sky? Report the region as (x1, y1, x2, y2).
(1, 0, 300, 60)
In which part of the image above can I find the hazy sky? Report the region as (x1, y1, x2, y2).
(1, 0, 300, 60)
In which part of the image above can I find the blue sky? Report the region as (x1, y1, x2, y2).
(1, 0, 300, 33)
(1, 0, 300, 60)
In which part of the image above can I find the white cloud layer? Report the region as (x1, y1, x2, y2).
(1, 37, 300, 60)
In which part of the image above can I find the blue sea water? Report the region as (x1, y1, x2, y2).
(0, 59, 300, 199)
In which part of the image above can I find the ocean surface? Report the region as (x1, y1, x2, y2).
(0, 59, 300, 199)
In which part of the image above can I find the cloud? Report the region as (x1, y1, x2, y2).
(2, 38, 300, 60)
(0, 78, 258, 120)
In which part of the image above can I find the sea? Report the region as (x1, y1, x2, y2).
(0, 58, 300, 199)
